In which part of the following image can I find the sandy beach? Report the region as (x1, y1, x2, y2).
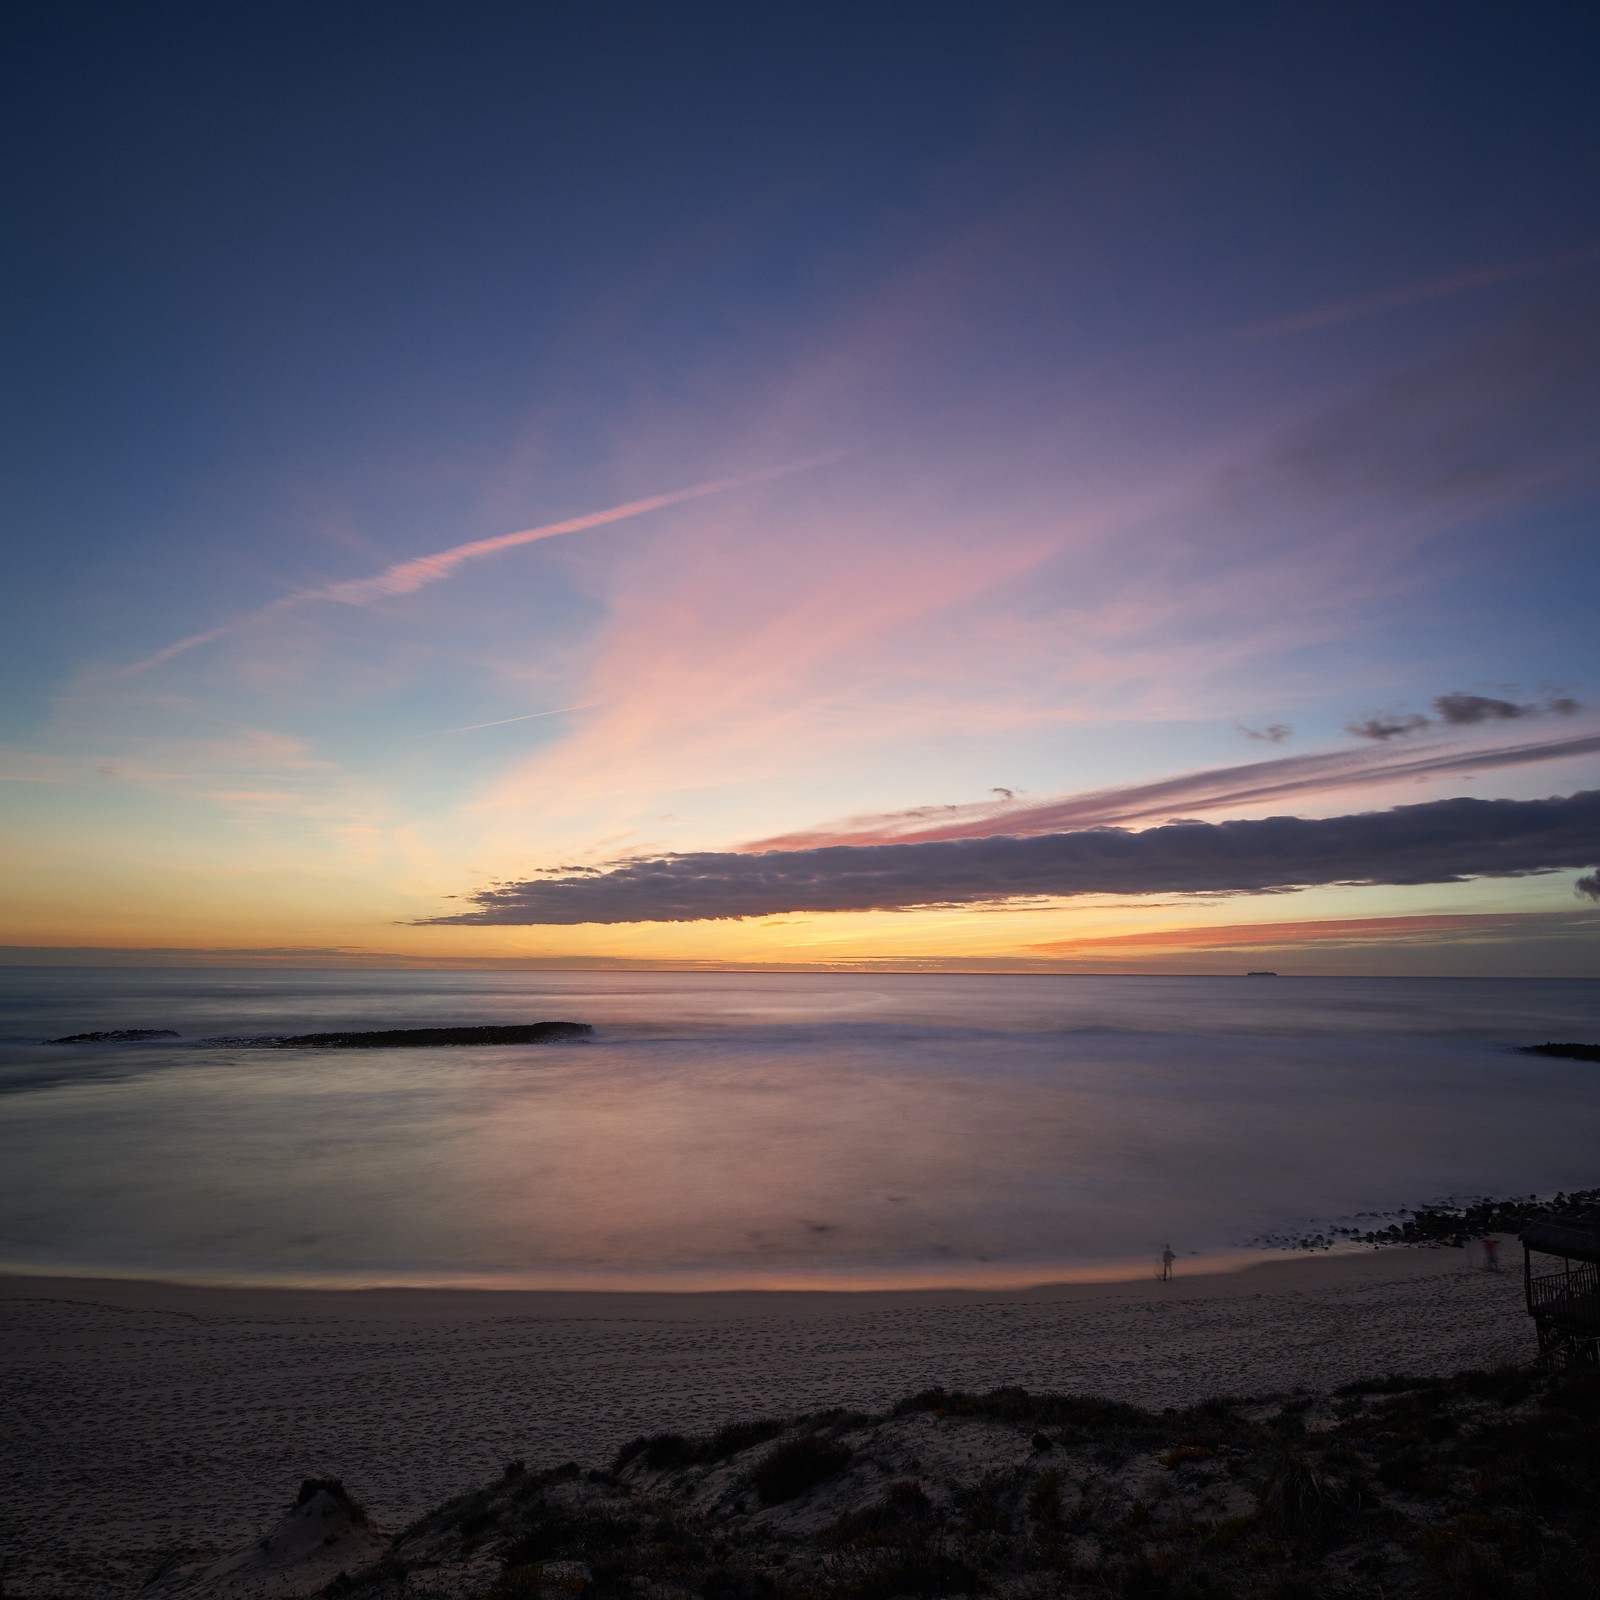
(0, 1244, 1532, 1597)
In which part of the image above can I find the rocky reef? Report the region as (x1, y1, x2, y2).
(1518, 1042, 1600, 1064)
(45, 1023, 592, 1049)
(45, 1028, 180, 1044)
(255, 1023, 592, 1049)
(1253, 1186, 1600, 1253)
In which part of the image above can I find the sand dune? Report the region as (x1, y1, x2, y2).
(0, 1245, 1530, 1597)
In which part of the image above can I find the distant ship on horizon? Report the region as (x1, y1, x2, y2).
(1246, 970, 1278, 976)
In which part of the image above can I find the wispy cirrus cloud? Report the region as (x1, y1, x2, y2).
(422, 789, 1600, 925)
(743, 729, 1600, 852)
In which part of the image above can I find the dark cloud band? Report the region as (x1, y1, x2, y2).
(423, 790, 1600, 925)
(1350, 692, 1582, 740)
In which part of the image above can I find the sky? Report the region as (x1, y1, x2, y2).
(2, 0, 1598, 975)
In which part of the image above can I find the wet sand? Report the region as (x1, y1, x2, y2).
(0, 1245, 1529, 1597)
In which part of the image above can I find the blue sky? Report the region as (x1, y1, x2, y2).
(2, 1, 1598, 971)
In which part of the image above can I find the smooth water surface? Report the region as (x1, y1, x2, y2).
(1, 969, 1597, 1288)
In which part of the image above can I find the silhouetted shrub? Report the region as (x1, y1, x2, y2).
(703, 1418, 785, 1462)
(613, 1418, 787, 1475)
(501, 1508, 640, 1566)
(616, 1433, 697, 1472)
(701, 1566, 779, 1600)
(893, 1385, 1155, 1432)
(820, 1481, 934, 1549)
(1332, 1372, 1446, 1398)
(1257, 1449, 1342, 1530)
(751, 1434, 853, 1505)
(482, 1567, 543, 1599)
(837, 1552, 978, 1600)
(956, 1484, 1012, 1536)
(1114, 1556, 1170, 1599)
(1026, 1468, 1062, 1531)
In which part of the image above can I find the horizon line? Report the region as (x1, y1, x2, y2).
(0, 952, 1591, 981)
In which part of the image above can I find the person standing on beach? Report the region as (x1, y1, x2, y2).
(1481, 1236, 1499, 1272)
(1160, 1244, 1176, 1282)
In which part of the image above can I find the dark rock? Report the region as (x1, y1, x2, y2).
(1257, 1185, 1600, 1251)
(268, 1022, 592, 1048)
(1518, 1041, 1600, 1063)
(47, 1028, 180, 1044)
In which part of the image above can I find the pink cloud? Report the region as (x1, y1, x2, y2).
(468, 474, 1189, 837)
(743, 730, 1600, 851)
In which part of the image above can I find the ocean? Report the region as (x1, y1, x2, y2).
(0, 968, 1596, 1290)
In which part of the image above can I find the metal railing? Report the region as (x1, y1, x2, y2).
(1527, 1259, 1600, 1330)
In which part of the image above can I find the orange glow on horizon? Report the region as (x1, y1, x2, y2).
(1029, 911, 1585, 952)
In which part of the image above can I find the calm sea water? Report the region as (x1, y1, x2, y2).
(0, 968, 1596, 1290)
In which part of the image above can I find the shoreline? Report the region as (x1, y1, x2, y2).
(0, 1239, 1479, 1318)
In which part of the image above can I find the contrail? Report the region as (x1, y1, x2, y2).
(118, 456, 834, 676)
(1232, 241, 1600, 342)
(440, 704, 593, 733)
